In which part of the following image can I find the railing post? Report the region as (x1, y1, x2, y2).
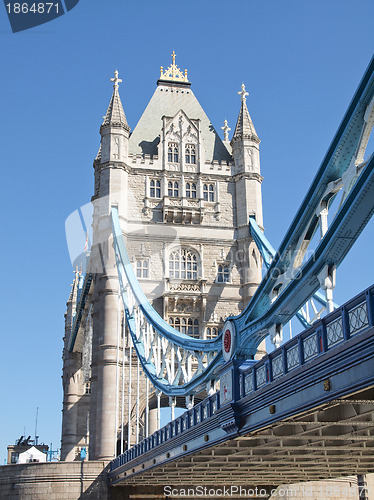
(341, 306, 350, 341)
(366, 289, 374, 326)
(282, 346, 288, 375)
(298, 335, 304, 365)
(253, 367, 258, 392)
(316, 323, 324, 354)
(266, 359, 272, 383)
(269, 357, 274, 383)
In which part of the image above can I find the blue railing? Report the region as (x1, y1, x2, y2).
(241, 285, 373, 397)
(111, 390, 221, 470)
(111, 284, 374, 472)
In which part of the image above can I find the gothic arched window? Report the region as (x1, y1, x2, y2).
(169, 248, 198, 280)
(168, 181, 179, 197)
(217, 264, 230, 283)
(150, 179, 161, 198)
(168, 143, 179, 163)
(185, 182, 197, 199)
(185, 144, 196, 164)
(203, 183, 215, 202)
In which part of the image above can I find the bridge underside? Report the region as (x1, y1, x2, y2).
(114, 387, 373, 486)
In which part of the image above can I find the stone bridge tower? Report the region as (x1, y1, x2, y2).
(61, 53, 264, 461)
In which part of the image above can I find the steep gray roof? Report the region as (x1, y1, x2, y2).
(128, 84, 232, 162)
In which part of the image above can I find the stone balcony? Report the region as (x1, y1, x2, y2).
(163, 196, 203, 224)
(144, 196, 221, 223)
(163, 278, 206, 297)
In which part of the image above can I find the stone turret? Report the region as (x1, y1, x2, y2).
(231, 84, 264, 305)
(100, 70, 130, 164)
(231, 83, 263, 229)
(89, 71, 130, 461)
(231, 83, 261, 176)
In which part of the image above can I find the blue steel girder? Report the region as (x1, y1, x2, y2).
(228, 56, 374, 355)
(248, 216, 336, 327)
(234, 152, 374, 355)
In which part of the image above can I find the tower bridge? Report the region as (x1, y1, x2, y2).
(60, 53, 374, 497)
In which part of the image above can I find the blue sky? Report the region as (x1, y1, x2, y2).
(0, 0, 373, 464)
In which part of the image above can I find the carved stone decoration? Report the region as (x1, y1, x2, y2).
(169, 282, 201, 292)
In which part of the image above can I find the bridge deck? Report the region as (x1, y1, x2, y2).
(109, 287, 374, 486)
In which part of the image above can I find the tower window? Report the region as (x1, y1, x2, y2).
(150, 179, 161, 198)
(185, 144, 196, 164)
(169, 317, 199, 338)
(168, 143, 179, 163)
(185, 182, 197, 199)
(203, 184, 215, 202)
(217, 264, 230, 283)
(169, 248, 198, 280)
(136, 259, 149, 279)
(206, 327, 219, 339)
(168, 181, 179, 197)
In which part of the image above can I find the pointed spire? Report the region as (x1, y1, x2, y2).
(101, 70, 130, 131)
(231, 83, 259, 144)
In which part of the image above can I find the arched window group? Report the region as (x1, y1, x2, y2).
(168, 143, 179, 163)
(203, 183, 215, 202)
(168, 181, 179, 197)
(150, 179, 161, 198)
(169, 248, 198, 280)
(185, 182, 197, 199)
(217, 264, 230, 283)
(169, 317, 199, 338)
(185, 144, 196, 164)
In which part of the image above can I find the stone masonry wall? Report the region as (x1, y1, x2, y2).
(0, 461, 109, 500)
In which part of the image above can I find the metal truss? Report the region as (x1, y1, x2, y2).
(112, 206, 222, 397)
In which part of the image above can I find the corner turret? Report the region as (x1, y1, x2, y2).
(100, 71, 130, 164)
(231, 84, 260, 174)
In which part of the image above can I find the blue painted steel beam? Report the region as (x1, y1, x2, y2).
(248, 216, 337, 315)
(235, 154, 374, 354)
(241, 56, 374, 326)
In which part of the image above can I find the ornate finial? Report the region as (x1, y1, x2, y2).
(110, 70, 122, 89)
(238, 83, 249, 102)
(221, 119, 231, 141)
(159, 51, 189, 83)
